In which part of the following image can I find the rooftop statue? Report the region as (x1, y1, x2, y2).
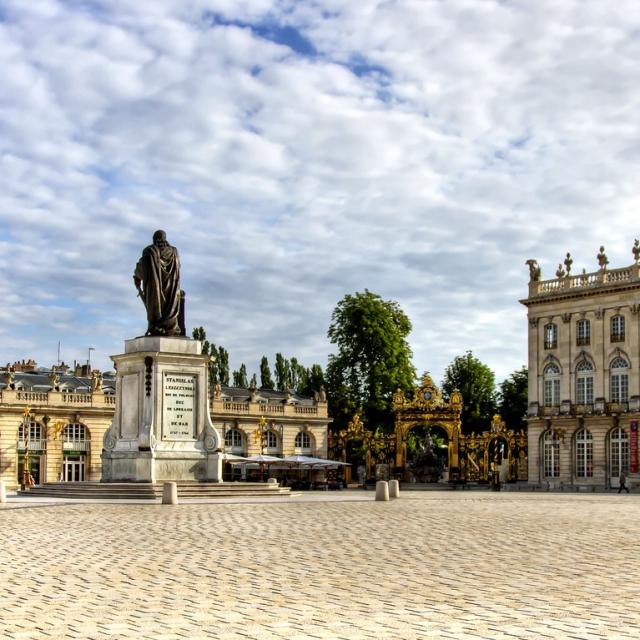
(134, 230, 182, 336)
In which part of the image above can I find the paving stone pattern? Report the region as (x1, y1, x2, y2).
(1, 492, 640, 639)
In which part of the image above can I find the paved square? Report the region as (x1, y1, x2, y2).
(1, 492, 639, 639)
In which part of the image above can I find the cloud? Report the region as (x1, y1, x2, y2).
(1, 0, 639, 387)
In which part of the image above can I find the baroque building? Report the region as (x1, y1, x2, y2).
(522, 244, 640, 488)
(0, 365, 329, 490)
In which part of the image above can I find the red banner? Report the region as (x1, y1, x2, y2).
(630, 421, 638, 474)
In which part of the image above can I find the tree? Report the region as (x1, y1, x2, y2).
(498, 366, 528, 430)
(442, 351, 497, 434)
(217, 346, 230, 385)
(326, 290, 416, 433)
(232, 363, 248, 388)
(259, 356, 275, 389)
(274, 353, 291, 391)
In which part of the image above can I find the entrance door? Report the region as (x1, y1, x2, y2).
(64, 456, 85, 482)
(609, 427, 629, 488)
(18, 455, 42, 485)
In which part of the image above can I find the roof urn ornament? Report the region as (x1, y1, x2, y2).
(563, 252, 573, 275)
(597, 245, 609, 270)
(633, 239, 640, 264)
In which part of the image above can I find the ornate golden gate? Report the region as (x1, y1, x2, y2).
(392, 375, 528, 483)
(392, 375, 464, 481)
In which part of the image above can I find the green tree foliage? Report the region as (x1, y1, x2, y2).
(217, 346, 230, 386)
(326, 290, 416, 433)
(442, 351, 497, 434)
(259, 356, 275, 389)
(274, 352, 291, 391)
(232, 363, 248, 388)
(192, 326, 217, 385)
(498, 366, 528, 430)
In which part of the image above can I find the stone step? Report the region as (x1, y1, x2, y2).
(17, 481, 293, 500)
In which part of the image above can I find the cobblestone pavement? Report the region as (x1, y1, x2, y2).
(2, 492, 640, 640)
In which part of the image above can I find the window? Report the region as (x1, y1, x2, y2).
(611, 315, 625, 342)
(63, 423, 87, 443)
(610, 357, 629, 403)
(543, 431, 560, 477)
(18, 420, 43, 448)
(610, 427, 629, 477)
(575, 360, 594, 405)
(543, 364, 561, 407)
(265, 430, 279, 453)
(294, 431, 312, 454)
(576, 319, 591, 346)
(544, 323, 558, 349)
(575, 429, 593, 478)
(224, 428, 243, 452)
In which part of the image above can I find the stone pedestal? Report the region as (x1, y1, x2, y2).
(101, 336, 222, 483)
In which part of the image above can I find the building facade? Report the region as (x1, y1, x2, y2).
(0, 367, 329, 490)
(522, 246, 640, 488)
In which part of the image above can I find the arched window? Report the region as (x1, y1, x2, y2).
(18, 420, 44, 449)
(611, 315, 625, 342)
(63, 423, 87, 443)
(63, 423, 88, 451)
(544, 323, 558, 349)
(610, 427, 629, 477)
(575, 360, 594, 405)
(610, 357, 629, 403)
(575, 429, 593, 478)
(543, 364, 561, 407)
(543, 430, 560, 478)
(294, 431, 312, 454)
(224, 428, 243, 453)
(576, 319, 591, 346)
(265, 430, 279, 454)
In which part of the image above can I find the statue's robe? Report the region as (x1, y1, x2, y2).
(135, 243, 181, 336)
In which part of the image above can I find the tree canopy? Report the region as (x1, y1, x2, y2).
(326, 290, 416, 433)
(442, 351, 497, 434)
(259, 356, 275, 389)
(498, 366, 528, 430)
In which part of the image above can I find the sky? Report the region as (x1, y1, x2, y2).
(1, 0, 640, 386)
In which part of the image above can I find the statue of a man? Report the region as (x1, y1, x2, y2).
(134, 230, 182, 336)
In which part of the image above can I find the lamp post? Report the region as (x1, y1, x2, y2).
(254, 416, 268, 480)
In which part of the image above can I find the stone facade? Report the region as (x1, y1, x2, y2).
(0, 365, 330, 490)
(521, 249, 640, 488)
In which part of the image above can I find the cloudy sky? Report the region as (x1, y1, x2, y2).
(1, 0, 639, 386)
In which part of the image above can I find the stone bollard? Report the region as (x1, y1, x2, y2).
(267, 478, 278, 485)
(162, 481, 178, 505)
(389, 479, 400, 499)
(375, 480, 389, 501)
(0, 479, 6, 504)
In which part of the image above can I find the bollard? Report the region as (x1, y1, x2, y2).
(0, 479, 6, 504)
(267, 478, 278, 485)
(162, 481, 178, 505)
(388, 479, 400, 499)
(375, 480, 389, 501)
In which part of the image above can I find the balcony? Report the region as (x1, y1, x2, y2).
(17, 439, 46, 451)
(63, 440, 90, 451)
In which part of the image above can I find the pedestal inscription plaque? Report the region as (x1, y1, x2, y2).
(163, 373, 196, 440)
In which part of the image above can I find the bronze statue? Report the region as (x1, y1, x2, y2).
(134, 230, 182, 336)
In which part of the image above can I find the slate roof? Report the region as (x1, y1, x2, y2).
(0, 369, 116, 393)
(220, 386, 315, 406)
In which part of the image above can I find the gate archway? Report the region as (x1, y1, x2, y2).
(392, 376, 463, 482)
